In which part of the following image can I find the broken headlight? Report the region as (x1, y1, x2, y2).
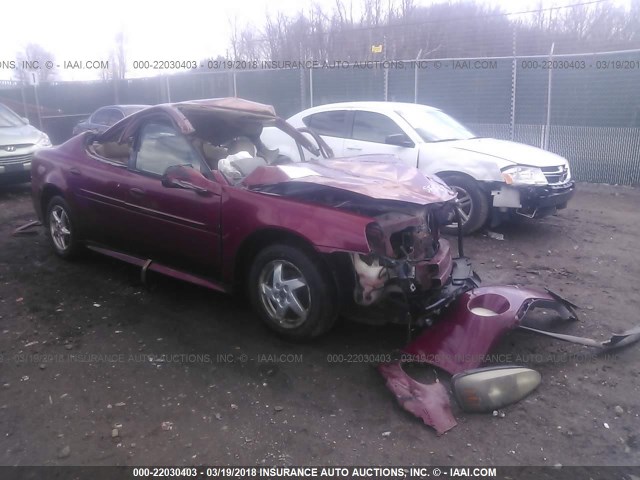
(365, 222, 386, 255)
(452, 366, 541, 413)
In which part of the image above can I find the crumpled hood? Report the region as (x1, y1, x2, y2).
(242, 154, 457, 205)
(444, 137, 569, 168)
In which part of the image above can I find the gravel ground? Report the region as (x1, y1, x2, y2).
(0, 182, 638, 467)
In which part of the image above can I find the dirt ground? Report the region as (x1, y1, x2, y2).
(0, 182, 638, 467)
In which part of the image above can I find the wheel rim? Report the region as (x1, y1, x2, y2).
(450, 186, 473, 227)
(49, 205, 72, 252)
(258, 260, 310, 329)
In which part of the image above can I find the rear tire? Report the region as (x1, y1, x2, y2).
(45, 196, 82, 259)
(440, 175, 490, 235)
(248, 244, 338, 340)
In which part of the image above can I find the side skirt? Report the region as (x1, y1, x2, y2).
(85, 243, 228, 294)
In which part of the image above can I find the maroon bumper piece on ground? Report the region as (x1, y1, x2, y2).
(378, 362, 457, 435)
(379, 285, 577, 434)
(403, 285, 577, 375)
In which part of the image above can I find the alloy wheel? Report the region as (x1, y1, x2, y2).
(49, 205, 72, 252)
(451, 185, 473, 227)
(258, 260, 310, 328)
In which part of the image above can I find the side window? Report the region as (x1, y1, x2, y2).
(107, 109, 124, 126)
(135, 123, 202, 176)
(303, 110, 347, 138)
(352, 111, 405, 144)
(91, 108, 110, 126)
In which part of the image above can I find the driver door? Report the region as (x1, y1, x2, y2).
(343, 110, 419, 167)
(118, 122, 222, 276)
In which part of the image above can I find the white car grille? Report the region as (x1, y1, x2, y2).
(541, 165, 569, 185)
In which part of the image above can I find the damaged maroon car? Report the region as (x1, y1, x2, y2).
(31, 98, 477, 339)
(31, 98, 640, 434)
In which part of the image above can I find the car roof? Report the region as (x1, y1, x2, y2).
(98, 97, 319, 154)
(95, 105, 150, 113)
(296, 101, 442, 116)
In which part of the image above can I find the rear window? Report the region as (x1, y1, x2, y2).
(107, 109, 124, 126)
(303, 110, 347, 138)
(91, 108, 112, 126)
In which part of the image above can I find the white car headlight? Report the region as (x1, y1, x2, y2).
(36, 133, 52, 148)
(501, 166, 547, 186)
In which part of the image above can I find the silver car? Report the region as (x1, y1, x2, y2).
(0, 103, 51, 185)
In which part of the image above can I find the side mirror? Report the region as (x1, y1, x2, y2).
(161, 164, 210, 195)
(22, 117, 30, 125)
(451, 366, 541, 413)
(385, 133, 414, 148)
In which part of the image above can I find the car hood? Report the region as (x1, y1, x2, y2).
(242, 155, 457, 205)
(0, 123, 43, 146)
(442, 137, 568, 168)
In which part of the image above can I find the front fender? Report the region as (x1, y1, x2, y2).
(417, 145, 507, 183)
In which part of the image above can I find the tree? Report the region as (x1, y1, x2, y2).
(227, 0, 640, 62)
(107, 30, 127, 80)
(15, 44, 57, 83)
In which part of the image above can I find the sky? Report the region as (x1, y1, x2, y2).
(0, 0, 632, 82)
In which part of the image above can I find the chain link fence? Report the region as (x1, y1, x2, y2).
(1, 49, 639, 185)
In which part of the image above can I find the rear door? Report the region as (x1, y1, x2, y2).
(344, 110, 419, 167)
(65, 150, 132, 244)
(301, 110, 349, 157)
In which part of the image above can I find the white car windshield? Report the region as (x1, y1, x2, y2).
(396, 107, 475, 143)
(0, 104, 26, 128)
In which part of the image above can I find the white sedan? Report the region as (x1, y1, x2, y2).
(277, 102, 574, 234)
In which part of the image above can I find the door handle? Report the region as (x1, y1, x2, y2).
(346, 146, 362, 151)
(69, 167, 81, 175)
(129, 187, 145, 198)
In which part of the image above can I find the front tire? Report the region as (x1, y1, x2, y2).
(440, 175, 490, 235)
(249, 244, 338, 340)
(45, 196, 82, 259)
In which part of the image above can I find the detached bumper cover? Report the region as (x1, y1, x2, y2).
(379, 285, 577, 434)
(403, 285, 576, 375)
(380, 285, 640, 434)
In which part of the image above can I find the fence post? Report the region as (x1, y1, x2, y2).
(232, 70, 237, 97)
(20, 83, 28, 118)
(300, 68, 305, 111)
(309, 68, 314, 107)
(414, 49, 422, 104)
(33, 84, 43, 130)
(510, 28, 517, 141)
(383, 35, 388, 101)
(543, 42, 555, 150)
(113, 78, 120, 104)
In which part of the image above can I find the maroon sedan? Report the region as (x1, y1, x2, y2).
(33, 98, 633, 433)
(31, 98, 477, 339)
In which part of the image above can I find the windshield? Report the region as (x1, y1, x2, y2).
(259, 125, 328, 163)
(396, 107, 475, 143)
(0, 104, 26, 128)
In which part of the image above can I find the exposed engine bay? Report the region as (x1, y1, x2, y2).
(250, 178, 474, 322)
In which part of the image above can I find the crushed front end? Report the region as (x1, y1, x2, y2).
(347, 200, 479, 327)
